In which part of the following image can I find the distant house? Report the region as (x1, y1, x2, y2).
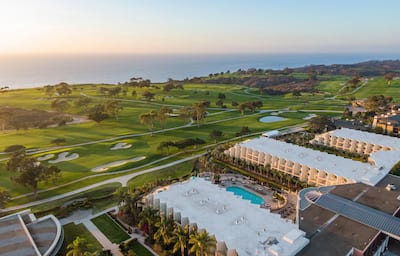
(372, 110, 400, 135)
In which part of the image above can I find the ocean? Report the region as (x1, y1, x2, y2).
(1, 53, 399, 89)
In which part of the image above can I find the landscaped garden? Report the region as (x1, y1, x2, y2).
(91, 214, 130, 243)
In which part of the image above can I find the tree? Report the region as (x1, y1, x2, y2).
(348, 76, 361, 87)
(55, 82, 72, 96)
(0, 110, 11, 131)
(217, 93, 226, 100)
(139, 110, 158, 134)
(51, 99, 70, 112)
(6, 150, 61, 199)
(115, 187, 142, 226)
(235, 126, 251, 137)
(74, 96, 92, 114)
(154, 217, 174, 247)
(142, 91, 155, 102)
(384, 73, 395, 85)
(44, 85, 55, 97)
(139, 207, 160, 237)
(51, 138, 66, 145)
(179, 106, 192, 125)
(189, 230, 216, 256)
(105, 100, 123, 120)
(171, 224, 190, 256)
(158, 106, 172, 128)
(163, 82, 175, 92)
(308, 116, 335, 133)
(66, 236, 92, 256)
(192, 101, 208, 127)
(365, 95, 393, 113)
(307, 68, 317, 81)
(210, 130, 223, 143)
(88, 104, 109, 124)
(157, 141, 175, 153)
(0, 189, 10, 209)
(108, 86, 122, 98)
(216, 99, 224, 107)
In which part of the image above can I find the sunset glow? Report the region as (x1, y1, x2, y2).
(1, 0, 399, 54)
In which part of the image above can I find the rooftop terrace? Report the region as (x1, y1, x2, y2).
(152, 178, 309, 256)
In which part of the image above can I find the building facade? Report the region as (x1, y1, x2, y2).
(372, 111, 400, 135)
(310, 128, 400, 155)
(224, 136, 390, 187)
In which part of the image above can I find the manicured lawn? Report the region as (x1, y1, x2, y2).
(59, 223, 103, 256)
(30, 183, 120, 214)
(128, 160, 194, 189)
(128, 240, 154, 256)
(91, 214, 130, 243)
(1, 76, 399, 203)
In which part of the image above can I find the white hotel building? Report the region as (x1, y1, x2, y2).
(225, 129, 400, 187)
(310, 128, 400, 155)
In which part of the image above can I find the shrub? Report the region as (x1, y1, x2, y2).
(51, 138, 66, 145)
(4, 145, 26, 152)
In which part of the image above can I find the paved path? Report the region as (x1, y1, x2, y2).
(2, 154, 203, 212)
(83, 219, 123, 256)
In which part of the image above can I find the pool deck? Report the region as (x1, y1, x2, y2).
(199, 172, 298, 221)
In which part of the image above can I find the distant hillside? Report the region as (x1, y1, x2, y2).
(293, 60, 400, 77)
(186, 60, 400, 95)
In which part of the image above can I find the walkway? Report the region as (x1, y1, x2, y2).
(83, 219, 123, 256)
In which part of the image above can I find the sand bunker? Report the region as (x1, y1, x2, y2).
(37, 154, 55, 161)
(110, 142, 132, 150)
(49, 152, 80, 163)
(91, 156, 146, 172)
(303, 113, 317, 120)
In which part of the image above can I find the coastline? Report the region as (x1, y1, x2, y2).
(1, 53, 400, 89)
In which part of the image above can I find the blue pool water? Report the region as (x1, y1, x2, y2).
(226, 186, 264, 205)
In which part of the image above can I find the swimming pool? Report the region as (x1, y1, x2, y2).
(226, 186, 264, 205)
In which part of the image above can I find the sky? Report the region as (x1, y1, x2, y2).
(0, 0, 399, 55)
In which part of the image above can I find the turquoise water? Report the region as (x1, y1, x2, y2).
(226, 186, 264, 205)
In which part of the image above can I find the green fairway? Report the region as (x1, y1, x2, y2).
(91, 214, 130, 243)
(352, 77, 400, 101)
(1, 74, 399, 205)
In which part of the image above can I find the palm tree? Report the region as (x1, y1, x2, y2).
(171, 224, 190, 256)
(114, 187, 142, 225)
(154, 217, 174, 247)
(66, 236, 92, 256)
(139, 207, 159, 236)
(189, 230, 216, 256)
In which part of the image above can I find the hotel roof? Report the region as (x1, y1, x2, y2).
(298, 176, 400, 255)
(328, 128, 400, 150)
(0, 210, 62, 256)
(238, 137, 390, 186)
(152, 178, 309, 256)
